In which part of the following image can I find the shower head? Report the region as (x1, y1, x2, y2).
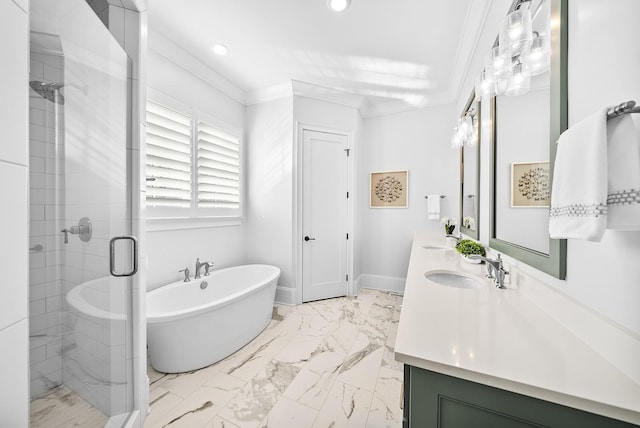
(30, 80, 65, 105)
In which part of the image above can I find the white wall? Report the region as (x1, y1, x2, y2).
(458, 0, 640, 334)
(245, 97, 294, 296)
(0, 0, 29, 425)
(245, 95, 361, 303)
(358, 104, 459, 292)
(145, 49, 246, 290)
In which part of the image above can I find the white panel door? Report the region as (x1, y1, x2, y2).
(302, 129, 349, 302)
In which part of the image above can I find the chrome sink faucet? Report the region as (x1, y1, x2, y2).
(468, 253, 509, 289)
(445, 233, 461, 244)
(179, 267, 190, 282)
(195, 258, 214, 279)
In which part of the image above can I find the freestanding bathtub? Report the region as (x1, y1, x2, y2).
(146, 264, 280, 373)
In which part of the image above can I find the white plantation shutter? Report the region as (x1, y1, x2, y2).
(146, 100, 192, 208)
(145, 93, 243, 223)
(197, 121, 241, 210)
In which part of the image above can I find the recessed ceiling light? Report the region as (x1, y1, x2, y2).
(328, 0, 351, 13)
(212, 43, 229, 56)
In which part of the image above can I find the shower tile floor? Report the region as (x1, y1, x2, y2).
(30, 385, 108, 427)
(145, 288, 404, 428)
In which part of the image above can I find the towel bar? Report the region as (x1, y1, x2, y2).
(607, 100, 640, 119)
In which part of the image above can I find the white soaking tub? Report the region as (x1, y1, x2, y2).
(146, 264, 280, 373)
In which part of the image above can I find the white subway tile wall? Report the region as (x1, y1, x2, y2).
(29, 51, 65, 399)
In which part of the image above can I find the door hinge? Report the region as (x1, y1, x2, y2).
(345, 148, 351, 157)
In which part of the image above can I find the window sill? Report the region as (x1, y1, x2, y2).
(146, 216, 242, 232)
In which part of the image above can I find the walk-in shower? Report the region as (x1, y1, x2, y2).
(28, 1, 140, 426)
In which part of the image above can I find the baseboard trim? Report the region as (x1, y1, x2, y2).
(356, 274, 406, 294)
(275, 285, 296, 305)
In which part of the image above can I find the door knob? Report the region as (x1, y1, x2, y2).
(304, 236, 316, 241)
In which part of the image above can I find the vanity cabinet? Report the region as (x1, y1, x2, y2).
(403, 365, 637, 428)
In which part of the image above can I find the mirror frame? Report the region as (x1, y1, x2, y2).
(489, 0, 567, 279)
(460, 92, 480, 240)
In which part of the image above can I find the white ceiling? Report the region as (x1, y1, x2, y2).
(148, 0, 494, 111)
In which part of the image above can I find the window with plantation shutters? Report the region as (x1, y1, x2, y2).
(146, 100, 192, 209)
(145, 93, 243, 224)
(197, 121, 241, 210)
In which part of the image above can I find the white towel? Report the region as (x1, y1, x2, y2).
(426, 195, 440, 220)
(606, 114, 640, 229)
(549, 109, 608, 241)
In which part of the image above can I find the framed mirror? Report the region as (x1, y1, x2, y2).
(489, 0, 567, 279)
(460, 92, 480, 240)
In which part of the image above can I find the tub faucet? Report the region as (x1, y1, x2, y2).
(468, 254, 509, 289)
(179, 268, 190, 282)
(195, 258, 214, 279)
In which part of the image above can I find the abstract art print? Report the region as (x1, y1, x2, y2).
(511, 161, 550, 207)
(370, 170, 408, 208)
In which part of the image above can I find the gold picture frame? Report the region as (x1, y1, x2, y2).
(511, 161, 550, 207)
(370, 170, 408, 208)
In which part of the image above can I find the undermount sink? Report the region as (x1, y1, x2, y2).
(424, 270, 485, 289)
(422, 245, 451, 251)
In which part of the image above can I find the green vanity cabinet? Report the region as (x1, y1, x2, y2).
(403, 365, 638, 428)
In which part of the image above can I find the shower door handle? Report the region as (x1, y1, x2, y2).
(109, 236, 138, 277)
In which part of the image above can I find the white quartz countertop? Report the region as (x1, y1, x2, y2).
(394, 233, 640, 425)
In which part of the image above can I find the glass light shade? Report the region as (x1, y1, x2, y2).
(475, 70, 495, 100)
(505, 62, 531, 96)
(499, 8, 533, 56)
(451, 126, 464, 148)
(485, 46, 512, 81)
(461, 116, 473, 138)
(522, 34, 550, 75)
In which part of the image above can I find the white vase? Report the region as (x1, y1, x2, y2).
(462, 255, 482, 264)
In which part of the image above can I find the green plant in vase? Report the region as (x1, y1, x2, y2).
(455, 239, 486, 258)
(440, 216, 457, 235)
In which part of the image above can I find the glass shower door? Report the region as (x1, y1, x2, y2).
(30, 0, 136, 424)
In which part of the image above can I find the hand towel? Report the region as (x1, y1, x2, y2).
(549, 109, 608, 241)
(426, 195, 441, 220)
(606, 114, 640, 229)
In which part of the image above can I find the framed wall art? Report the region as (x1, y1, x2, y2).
(511, 161, 550, 207)
(370, 170, 408, 208)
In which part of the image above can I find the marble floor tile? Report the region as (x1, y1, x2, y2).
(311, 380, 374, 428)
(216, 360, 301, 428)
(259, 397, 318, 428)
(366, 368, 404, 428)
(142, 288, 402, 428)
(205, 416, 241, 428)
(149, 374, 245, 428)
(30, 385, 107, 428)
(336, 332, 385, 392)
(143, 387, 184, 428)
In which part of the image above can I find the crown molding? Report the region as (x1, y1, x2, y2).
(449, 0, 495, 102)
(148, 27, 246, 105)
(245, 82, 293, 105)
(363, 94, 457, 119)
(107, 0, 147, 11)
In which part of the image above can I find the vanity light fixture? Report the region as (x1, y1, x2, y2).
(212, 43, 229, 56)
(499, 2, 533, 56)
(328, 0, 351, 13)
(522, 32, 550, 75)
(451, 111, 476, 149)
(474, 0, 549, 101)
(505, 60, 531, 96)
(475, 70, 496, 100)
